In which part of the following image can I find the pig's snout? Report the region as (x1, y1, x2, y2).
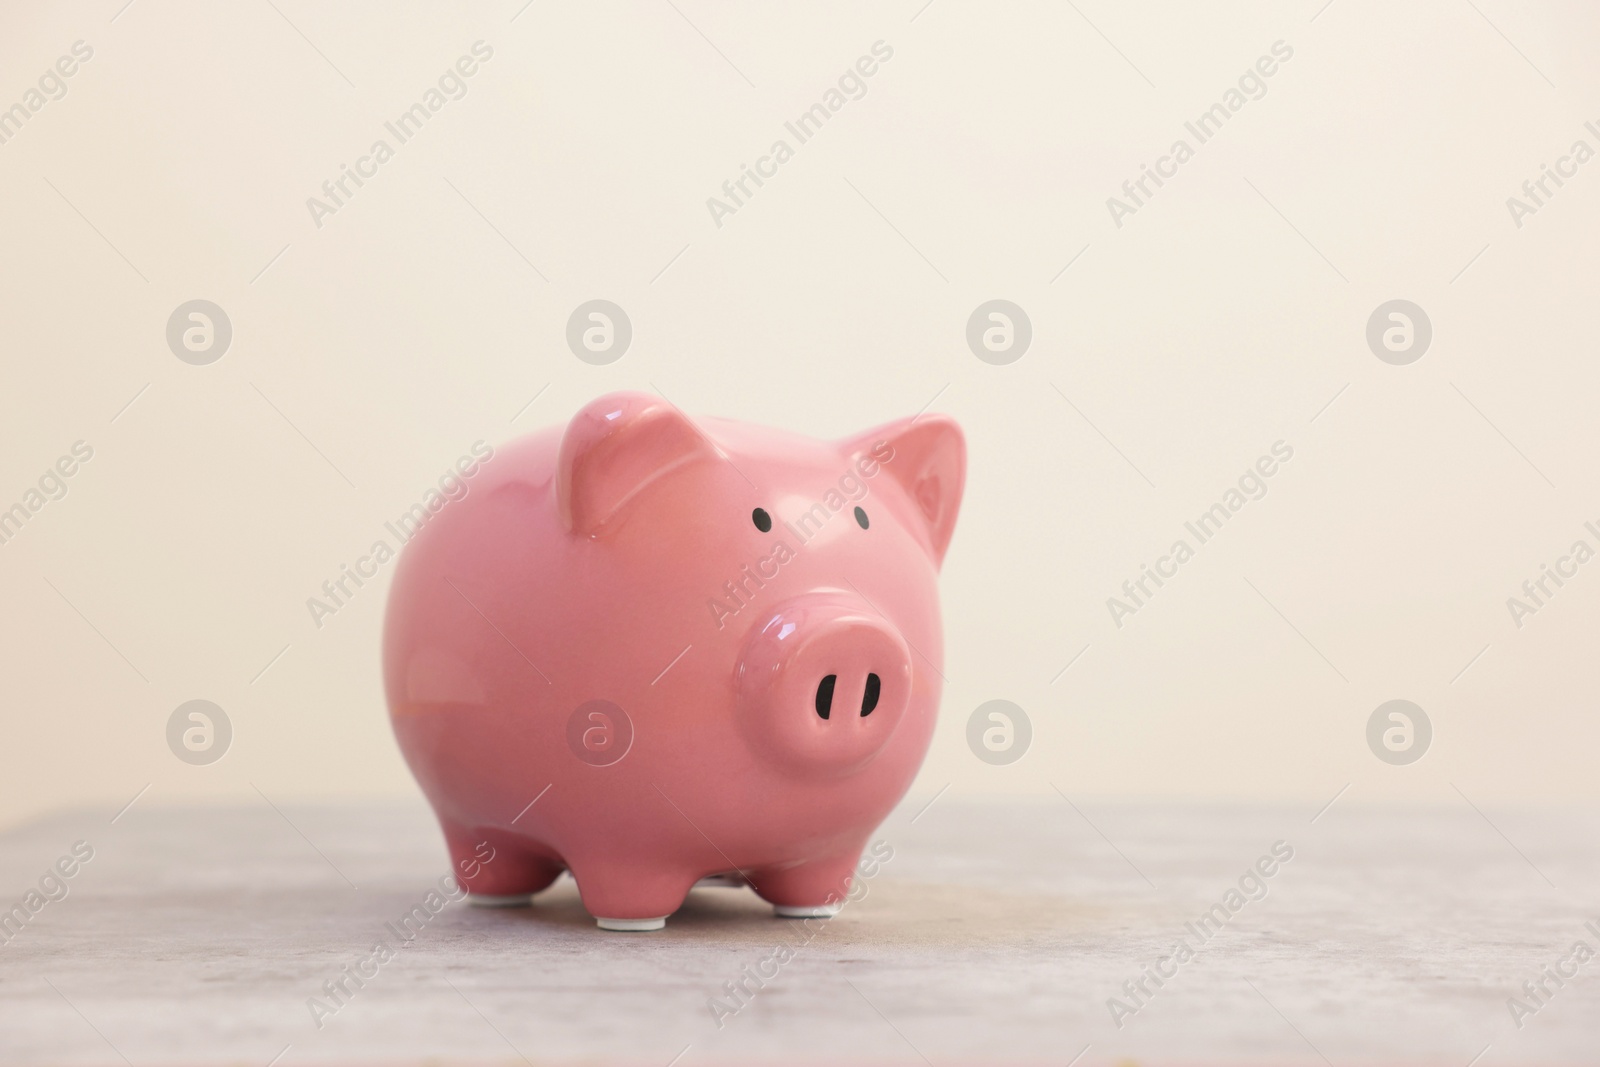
(736, 595, 913, 775)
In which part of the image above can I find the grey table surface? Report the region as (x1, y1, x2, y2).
(1, 796, 1597, 1066)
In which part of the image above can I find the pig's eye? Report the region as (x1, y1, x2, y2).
(853, 507, 869, 530)
(752, 508, 773, 533)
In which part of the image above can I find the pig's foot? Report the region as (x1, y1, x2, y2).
(749, 847, 863, 919)
(442, 821, 564, 902)
(569, 861, 695, 932)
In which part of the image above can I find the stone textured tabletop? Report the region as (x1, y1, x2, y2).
(1, 797, 1597, 1066)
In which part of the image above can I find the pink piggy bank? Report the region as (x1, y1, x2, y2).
(382, 392, 964, 930)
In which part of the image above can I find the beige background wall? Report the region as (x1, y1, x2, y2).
(2, 0, 1598, 829)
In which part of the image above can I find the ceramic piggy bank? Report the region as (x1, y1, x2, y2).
(383, 392, 964, 930)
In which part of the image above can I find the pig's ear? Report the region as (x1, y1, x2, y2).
(557, 392, 716, 536)
(842, 414, 966, 568)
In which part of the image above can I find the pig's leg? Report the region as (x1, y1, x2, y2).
(442, 822, 564, 906)
(748, 847, 863, 919)
(567, 860, 697, 931)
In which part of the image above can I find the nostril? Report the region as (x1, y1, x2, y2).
(815, 675, 837, 720)
(861, 673, 881, 716)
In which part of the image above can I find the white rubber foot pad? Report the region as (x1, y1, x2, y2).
(466, 893, 532, 908)
(596, 916, 667, 932)
(774, 903, 841, 919)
